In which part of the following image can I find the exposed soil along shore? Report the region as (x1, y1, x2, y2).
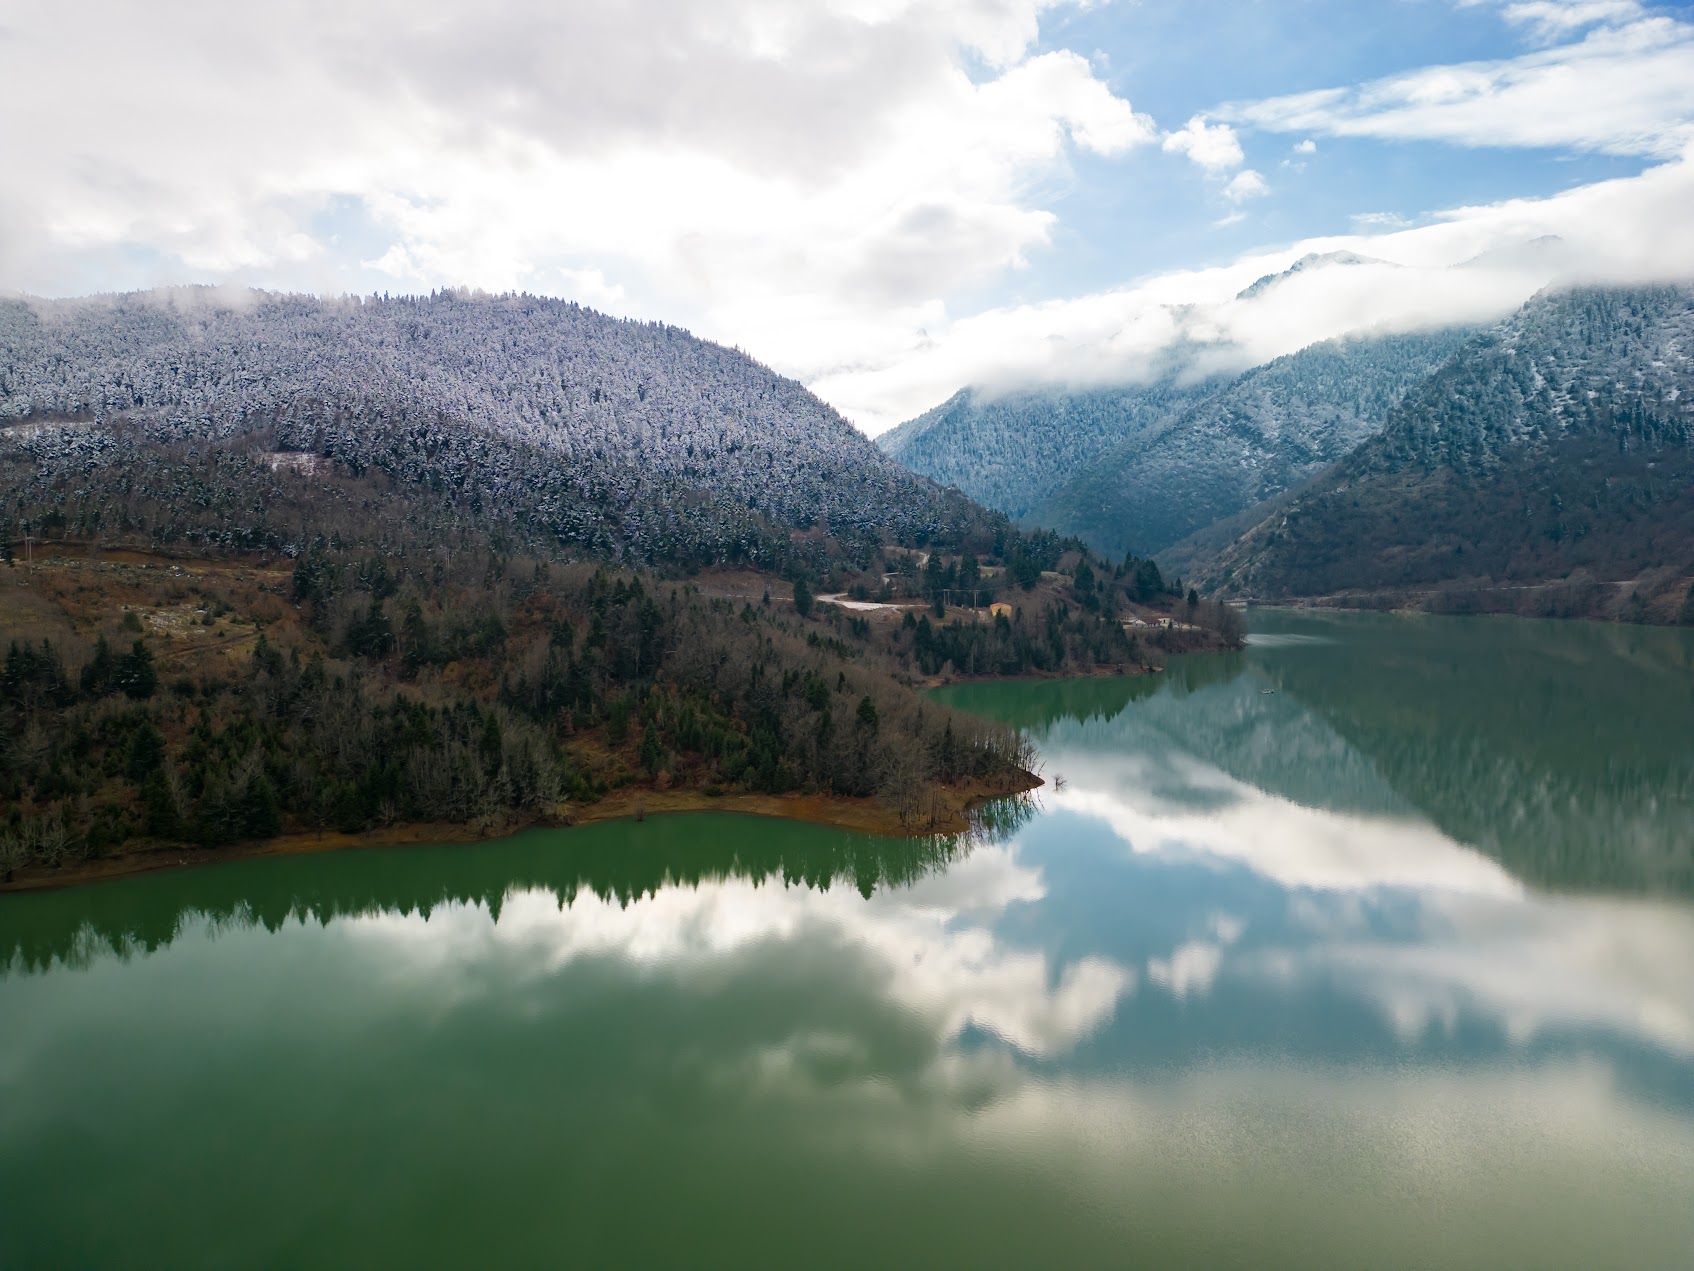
(0, 769, 1044, 894)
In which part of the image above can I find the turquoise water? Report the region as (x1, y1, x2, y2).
(3, 610, 1692, 1268)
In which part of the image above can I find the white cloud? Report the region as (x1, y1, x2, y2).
(1051, 763, 1524, 897)
(1147, 940, 1224, 999)
(556, 267, 629, 313)
(1350, 210, 1412, 228)
(1161, 114, 1246, 171)
(814, 147, 1694, 428)
(0, 0, 1152, 382)
(1230, 16, 1694, 157)
(1465, 0, 1647, 42)
(1279, 889, 1694, 1057)
(5, 0, 1694, 436)
(1223, 169, 1269, 203)
(1034, 722, 1694, 1058)
(1146, 917, 1244, 1001)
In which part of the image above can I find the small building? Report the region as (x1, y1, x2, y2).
(989, 602, 1014, 619)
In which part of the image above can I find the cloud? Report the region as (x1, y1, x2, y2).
(1467, 0, 1647, 42)
(556, 267, 629, 313)
(1157, 116, 1262, 226)
(1350, 210, 1412, 229)
(1228, 16, 1694, 157)
(814, 146, 1694, 428)
(1161, 114, 1246, 171)
(5, 0, 1694, 436)
(1222, 169, 1269, 203)
(1146, 914, 1245, 1000)
(0, 0, 1152, 363)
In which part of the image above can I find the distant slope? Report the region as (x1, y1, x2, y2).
(876, 245, 1581, 550)
(876, 379, 1216, 520)
(1030, 327, 1475, 559)
(0, 289, 993, 566)
(1235, 250, 1388, 300)
(1204, 284, 1694, 619)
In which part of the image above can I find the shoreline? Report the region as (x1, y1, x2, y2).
(924, 661, 1163, 688)
(918, 632, 1245, 688)
(1240, 579, 1694, 628)
(0, 769, 1044, 895)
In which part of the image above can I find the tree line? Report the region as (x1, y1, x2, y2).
(1, 549, 1036, 880)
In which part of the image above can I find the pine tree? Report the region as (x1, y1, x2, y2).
(116, 640, 156, 700)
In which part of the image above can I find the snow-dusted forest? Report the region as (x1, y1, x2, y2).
(1208, 283, 1694, 603)
(878, 377, 1219, 522)
(1031, 327, 1475, 558)
(0, 288, 989, 564)
(881, 325, 1475, 559)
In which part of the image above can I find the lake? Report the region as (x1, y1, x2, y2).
(3, 610, 1693, 1268)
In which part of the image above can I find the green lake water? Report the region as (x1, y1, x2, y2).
(3, 610, 1693, 1268)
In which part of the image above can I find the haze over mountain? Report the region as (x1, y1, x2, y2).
(876, 378, 1220, 522)
(882, 250, 1487, 558)
(1029, 325, 1476, 559)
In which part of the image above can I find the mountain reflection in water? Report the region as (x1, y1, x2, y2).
(2, 611, 1692, 1269)
(946, 608, 1694, 896)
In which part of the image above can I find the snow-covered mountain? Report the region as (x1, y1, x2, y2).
(1234, 250, 1389, 300)
(1031, 326, 1475, 558)
(0, 288, 991, 563)
(1205, 283, 1694, 608)
(876, 244, 1583, 560)
(875, 377, 1219, 521)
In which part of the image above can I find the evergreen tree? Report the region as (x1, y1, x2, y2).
(80, 635, 116, 698)
(115, 640, 156, 700)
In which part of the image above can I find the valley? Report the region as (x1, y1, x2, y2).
(889, 281, 1694, 628)
(9, 7, 1694, 1268)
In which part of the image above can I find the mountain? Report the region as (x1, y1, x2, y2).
(1028, 327, 1475, 559)
(1234, 250, 1388, 300)
(875, 378, 1217, 520)
(878, 242, 1577, 560)
(1203, 283, 1694, 622)
(0, 288, 992, 567)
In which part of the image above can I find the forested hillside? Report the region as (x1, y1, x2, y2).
(0, 535, 1038, 885)
(0, 285, 1262, 885)
(0, 510, 1242, 885)
(878, 249, 1479, 557)
(1205, 284, 1694, 623)
(1032, 328, 1474, 558)
(876, 379, 1217, 519)
(0, 289, 993, 568)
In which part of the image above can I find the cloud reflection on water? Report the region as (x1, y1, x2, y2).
(343, 843, 1132, 1061)
(1030, 674, 1694, 1065)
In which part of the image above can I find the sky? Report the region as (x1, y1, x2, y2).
(3, 0, 1694, 431)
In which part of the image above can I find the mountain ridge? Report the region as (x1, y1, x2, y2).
(1028, 325, 1476, 558)
(1201, 282, 1694, 622)
(0, 288, 997, 568)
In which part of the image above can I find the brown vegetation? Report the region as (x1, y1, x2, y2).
(0, 544, 1042, 891)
